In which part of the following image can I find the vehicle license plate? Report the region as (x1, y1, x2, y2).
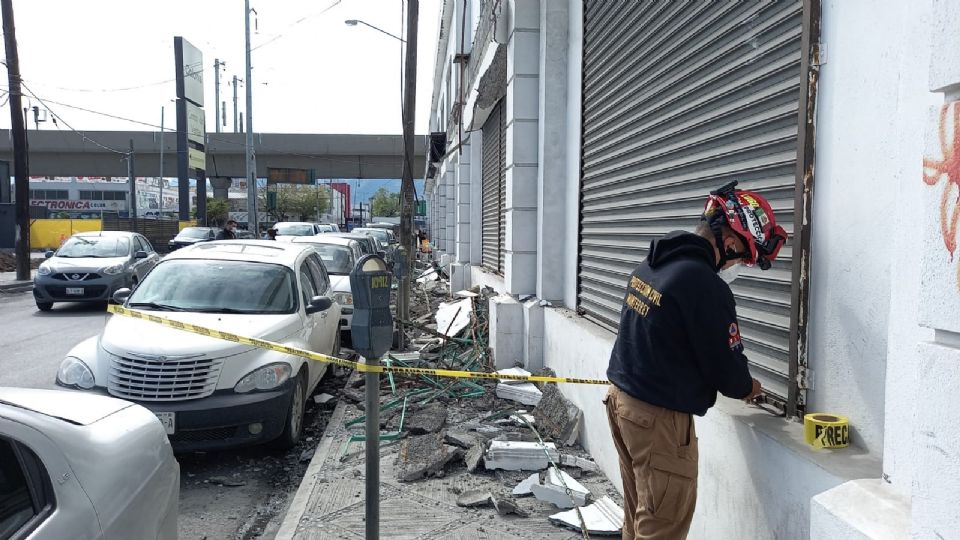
(65, 287, 84, 295)
(155, 412, 175, 434)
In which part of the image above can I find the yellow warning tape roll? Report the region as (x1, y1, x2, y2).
(106, 305, 610, 386)
(803, 413, 850, 449)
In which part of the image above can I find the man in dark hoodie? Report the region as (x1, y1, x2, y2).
(605, 182, 787, 539)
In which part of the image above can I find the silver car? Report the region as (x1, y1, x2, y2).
(0, 387, 179, 539)
(33, 231, 160, 312)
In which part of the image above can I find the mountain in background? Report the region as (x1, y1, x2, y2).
(348, 179, 426, 204)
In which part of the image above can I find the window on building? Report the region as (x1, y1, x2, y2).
(29, 190, 68, 200)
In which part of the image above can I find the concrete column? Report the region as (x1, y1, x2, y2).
(455, 143, 471, 263)
(489, 294, 523, 369)
(210, 177, 232, 200)
(503, 0, 540, 296)
(445, 169, 456, 256)
(536, 0, 569, 303)
(911, 1, 960, 536)
(469, 130, 484, 266)
(437, 174, 447, 252)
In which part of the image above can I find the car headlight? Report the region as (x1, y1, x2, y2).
(102, 264, 124, 275)
(234, 363, 292, 393)
(332, 292, 353, 306)
(57, 357, 95, 389)
(37, 264, 53, 276)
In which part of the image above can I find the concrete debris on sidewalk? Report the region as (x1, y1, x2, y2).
(549, 495, 625, 536)
(277, 268, 623, 538)
(396, 433, 463, 482)
(533, 384, 583, 446)
(530, 468, 591, 508)
(484, 440, 560, 471)
(313, 393, 336, 405)
(496, 368, 544, 406)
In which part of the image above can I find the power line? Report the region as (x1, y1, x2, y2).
(28, 60, 207, 94)
(250, 1, 342, 52)
(20, 82, 127, 155)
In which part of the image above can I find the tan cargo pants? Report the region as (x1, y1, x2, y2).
(604, 385, 698, 540)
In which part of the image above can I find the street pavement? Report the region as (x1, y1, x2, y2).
(0, 291, 106, 389)
(0, 289, 337, 540)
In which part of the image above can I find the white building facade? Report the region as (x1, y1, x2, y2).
(424, 1, 959, 538)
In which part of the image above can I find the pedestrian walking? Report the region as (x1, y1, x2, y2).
(604, 181, 787, 539)
(265, 227, 278, 240)
(216, 220, 238, 240)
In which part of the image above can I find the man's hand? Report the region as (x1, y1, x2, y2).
(744, 378, 762, 403)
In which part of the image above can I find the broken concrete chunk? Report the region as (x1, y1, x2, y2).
(532, 384, 583, 446)
(512, 473, 540, 496)
(560, 454, 601, 473)
(484, 441, 559, 471)
(208, 476, 246, 487)
(492, 496, 529, 517)
(396, 434, 463, 482)
(496, 367, 532, 383)
(531, 468, 591, 509)
(313, 393, 336, 405)
(405, 403, 448, 435)
(436, 298, 472, 337)
(456, 490, 494, 508)
(549, 496, 624, 536)
(496, 382, 543, 406)
(465, 443, 485, 473)
(341, 388, 365, 404)
(444, 431, 482, 449)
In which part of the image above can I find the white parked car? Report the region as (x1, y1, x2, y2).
(289, 236, 364, 347)
(56, 240, 341, 452)
(0, 387, 179, 540)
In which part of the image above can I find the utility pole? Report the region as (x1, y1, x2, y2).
(128, 139, 138, 231)
(244, 0, 258, 236)
(214, 59, 224, 133)
(232, 75, 239, 132)
(2, 0, 29, 281)
(397, 0, 419, 348)
(159, 106, 165, 218)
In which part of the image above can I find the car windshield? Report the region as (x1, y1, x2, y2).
(177, 228, 211, 239)
(128, 259, 297, 313)
(275, 224, 315, 236)
(312, 244, 355, 275)
(356, 229, 389, 243)
(57, 236, 129, 258)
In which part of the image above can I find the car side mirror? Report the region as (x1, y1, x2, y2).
(305, 295, 333, 315)
(112, 288, 132, 304)
(44, 250, 54, 258)
(135, 250, 148, 259)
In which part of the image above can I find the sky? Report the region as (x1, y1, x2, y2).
(1, 0, 441, 135)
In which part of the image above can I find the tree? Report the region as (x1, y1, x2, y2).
(200, 198, 229, 226)
(371, 187, 400, 217)
(261, 184, 331, 222)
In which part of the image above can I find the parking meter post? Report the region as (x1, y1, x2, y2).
(364, 354, 380, 540)
(349, 254, 393, 540)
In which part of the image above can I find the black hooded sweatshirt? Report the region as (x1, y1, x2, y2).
(606, 231, 753, 416)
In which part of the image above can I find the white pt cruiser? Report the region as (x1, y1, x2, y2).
(56, 240, 342, 452)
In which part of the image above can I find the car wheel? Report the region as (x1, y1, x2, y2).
(273, 371, 307, 449)
(36, 301, 53, 312)
(332, 325, 342, 357)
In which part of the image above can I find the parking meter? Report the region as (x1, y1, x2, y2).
(349, 254, 392, 540)
(350, 255, 393, 359)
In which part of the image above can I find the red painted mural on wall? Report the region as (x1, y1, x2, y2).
(922, 102, 960, 290)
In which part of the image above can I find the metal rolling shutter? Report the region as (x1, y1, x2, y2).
(482, 100, 506, 273)
(579, 1, 804, 407)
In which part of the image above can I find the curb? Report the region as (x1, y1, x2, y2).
(274, 397, 349, 540)
(0, 282, 32, 294)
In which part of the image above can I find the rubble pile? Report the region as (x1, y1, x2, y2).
(325, 262, 624, 536)
(0, 252, 41, 273)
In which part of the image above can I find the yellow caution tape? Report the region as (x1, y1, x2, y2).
(803, 413, 850, 449)
(106, 305, 610, 386)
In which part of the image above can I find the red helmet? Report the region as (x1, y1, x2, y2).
(702, 181, 787, 270)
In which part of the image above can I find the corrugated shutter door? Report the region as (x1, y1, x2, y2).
(482, 100, 505, 273)
(579, 1, 803, 405)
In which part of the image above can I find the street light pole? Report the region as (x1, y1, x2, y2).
(244, 0, 258, 235)
(397, 0, 419, 349)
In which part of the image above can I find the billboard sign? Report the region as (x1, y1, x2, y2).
(174, 37, 204, 107)
(186, 102, 206, 144)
